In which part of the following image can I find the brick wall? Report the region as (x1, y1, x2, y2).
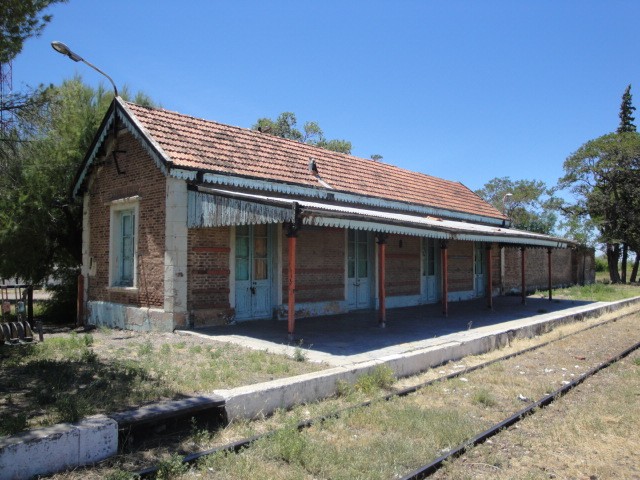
(87, 131, 166, 308)
(187, 226, 232, 325)
(282, 227, 345, 303)
(447, 241, 474, 292)
(503, 247, 595, 293)
(385, 235, 420, 296)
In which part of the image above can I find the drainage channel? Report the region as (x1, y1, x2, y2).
(130, 310, 638, 479)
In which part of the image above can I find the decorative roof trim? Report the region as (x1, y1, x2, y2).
(201, 172, 506, 227)
(116, 101, 170, 176)
(71, 108, 115, 198)
(190, 187, 572, 249)
(71, 98, 174, 199)
(170, 168, 198, 181)
(188, 190, 295, 227)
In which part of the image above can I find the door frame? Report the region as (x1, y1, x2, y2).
(421, 237, 441, 303)
(345, 229, 374, 310)
(474, 242, 486, 298)
(231, 224, 276, 321)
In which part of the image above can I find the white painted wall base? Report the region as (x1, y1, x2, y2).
(381, 294, 424, 309)
(447, 290, 476, 302)
(87, 300, 180, 332)
(276, 300, 349, 320)
(0, 415, 117, 479)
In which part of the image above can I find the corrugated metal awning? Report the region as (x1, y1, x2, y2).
(188, 187, 572, 248)
(187, 190, 296, 227)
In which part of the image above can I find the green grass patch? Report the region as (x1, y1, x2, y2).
(552, 282, 640, 302)
(472, 387, 497, 407)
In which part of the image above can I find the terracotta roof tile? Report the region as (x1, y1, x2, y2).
(124, 102, 505, 220)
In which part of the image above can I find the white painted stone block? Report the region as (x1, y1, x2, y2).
(0, 415, 117, 480)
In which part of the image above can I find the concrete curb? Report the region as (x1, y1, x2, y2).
(0, 415, 117, 480)
(1, 296, 638, 478)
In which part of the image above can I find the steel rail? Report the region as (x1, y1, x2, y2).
(132, 309, 638, 479)
(399, 339, 640, 480)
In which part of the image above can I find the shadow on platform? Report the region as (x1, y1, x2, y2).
(193, 295, 594, 357)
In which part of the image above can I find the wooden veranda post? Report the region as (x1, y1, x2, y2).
(287, 232, 297, 340)
(486, 244, 493, 309)
(521, 246, 526, 305)
(547, 247, 553, 301)
(286, 206, 301, 340)
(441, 241, 449, 316)
(377, 234, 387, 328)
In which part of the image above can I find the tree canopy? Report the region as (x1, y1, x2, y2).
(0, 0, 67, 63)
(559, 85, 640, 282)
(253, 112, 352, 154)
(475, 177, 559, 235)
(617, 84, 636, 133)
(0, 78, 155, 317)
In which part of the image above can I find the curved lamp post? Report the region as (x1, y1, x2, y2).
(502, 193, 513, 215)
(51, 41, 118, 97)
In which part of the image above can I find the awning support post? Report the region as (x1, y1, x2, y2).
(286, 204, 301, 341)
(547, 247, 553, 301)
(486, 243, 493, 310)
(441, 240, 449, 317)
(521, 246, 526, 305)
(377, 234, 388, 328)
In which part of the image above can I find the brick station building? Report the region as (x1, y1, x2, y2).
(73, 98, 590, 333)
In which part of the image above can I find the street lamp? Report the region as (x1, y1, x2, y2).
(502, 193, 513, 215)
(51, 41, 118, 97)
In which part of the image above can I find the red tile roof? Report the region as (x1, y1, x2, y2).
(124, 101, 505, 221)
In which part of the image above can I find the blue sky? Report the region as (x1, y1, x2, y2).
(11, 1, 640, 192)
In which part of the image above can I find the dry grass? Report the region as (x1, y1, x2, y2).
(45, 308, 640, 479)
(433, 354, 640, 479)
(160, 311, 640, 480)
(0, 328, 324, 436)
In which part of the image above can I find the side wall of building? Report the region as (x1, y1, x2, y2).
(85, 131, 171, 330)
(187, 226, 232, 326)
(502, 247, 595, 294)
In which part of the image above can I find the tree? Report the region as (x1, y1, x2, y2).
(475, 177, 559, 234)
(560, 132, 640, 283)
(617, 84, 636, 133)
(0, 77, 155, 319)
(253, 112, 352, 154)
(1, 1, 68, 131)
(0, 0, 67, 63)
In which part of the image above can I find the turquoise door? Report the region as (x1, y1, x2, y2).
(422, 238, 440, 302)
(347, 230, 372, 309)
(235, 224, 272, 320)
(474, 243, 486, 297)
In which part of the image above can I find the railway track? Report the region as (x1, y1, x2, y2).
(121, 308, 640, 480)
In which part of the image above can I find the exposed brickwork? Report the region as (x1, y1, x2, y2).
(384, 235, 420, 296)
(187, 227, 232, 326)
(87, 132, 166, 308)
(490, 243, 502, 290)
(283, 227, 345, 303)
(503, 247, 595, 293)
(446, 241, 474, 292)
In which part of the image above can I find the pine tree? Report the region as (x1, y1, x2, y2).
(617, 84, 636, 133)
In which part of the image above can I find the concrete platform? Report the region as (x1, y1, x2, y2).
(183, 295, 618, 366)
(199, 295, 640, 420)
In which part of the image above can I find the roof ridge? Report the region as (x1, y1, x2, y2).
(123, 101, 506, 221)
(123, 101, 466, 188)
